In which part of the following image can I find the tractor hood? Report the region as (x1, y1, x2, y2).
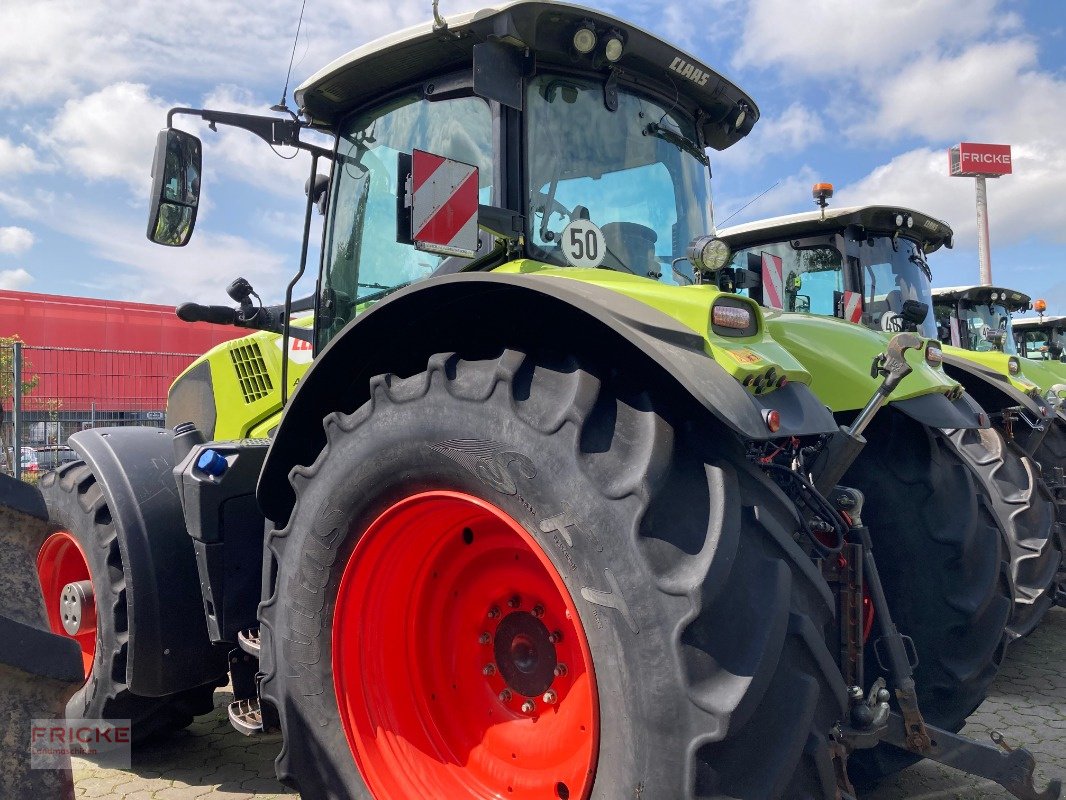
(940, 345, 1040, 396)
(762, 311, 962, 412)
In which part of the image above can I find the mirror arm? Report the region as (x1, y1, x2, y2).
(165, 107, 333, 159)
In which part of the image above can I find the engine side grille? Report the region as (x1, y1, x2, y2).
(230, 343, 274, 403)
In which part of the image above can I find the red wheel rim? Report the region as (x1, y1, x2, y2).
(36, 531, 96, 678)
(333, 491, 598, 800)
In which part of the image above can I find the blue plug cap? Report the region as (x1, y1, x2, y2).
(196, 449, 228, 477)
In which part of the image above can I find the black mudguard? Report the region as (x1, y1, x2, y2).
(941, 354, 1053, 452)
(257, 272, 839, 523)
(68, 427, 227, 697)
(892, 391, 988, 430)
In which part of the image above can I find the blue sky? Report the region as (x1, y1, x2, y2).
(1, 0, 1063, 315)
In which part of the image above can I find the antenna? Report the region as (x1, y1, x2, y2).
(716, 181, 780, 227)
(272, 0, 309, 118)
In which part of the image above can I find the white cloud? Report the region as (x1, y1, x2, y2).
(847, 40, 1051, 142)
(0, 138, 52, 175)
(0, 0, 425, 108)
(0, 227, 35, 255)
(41, 83, 173, 192)
(733, 0, 1002, 78)
(0, 268, 34, 290)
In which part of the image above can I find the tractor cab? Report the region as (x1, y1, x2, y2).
(931, 285, 1030, 355)
(715, 204, 951, 339)
(147, 0, 758, 348)
(1014, 313, 1066, 362)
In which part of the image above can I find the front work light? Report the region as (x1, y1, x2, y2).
(688, 235, 731, 273)
(573, 24, 597, 54)
(604, 33, 624, 62)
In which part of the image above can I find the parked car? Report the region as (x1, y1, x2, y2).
(22, 446, 77, 473)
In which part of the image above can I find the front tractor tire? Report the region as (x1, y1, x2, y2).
(258, 349, 849, 800)
(843, 411, 1013, 783)
(37, 463, 217, 742)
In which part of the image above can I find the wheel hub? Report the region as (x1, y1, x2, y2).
(489, 605, 559, 706)
(59, 580, 95, 636)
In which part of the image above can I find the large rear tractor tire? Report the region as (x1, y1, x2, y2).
(843, 410, 1013, 784)
(37, 462, 218, 742)
(258, 349, 849, 800)
(948, 426, 1060, 638)
(1032, 419, 1066, 598)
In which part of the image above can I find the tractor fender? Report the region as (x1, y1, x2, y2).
(891, 391, 989, 431)
(68, 427, 227, 697)
(939, 353, 1054, 453)
(257, 272, 839, 524)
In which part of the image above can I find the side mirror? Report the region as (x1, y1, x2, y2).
(146, 129, 202, 246)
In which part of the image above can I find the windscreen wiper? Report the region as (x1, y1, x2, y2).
(643, 123, 709, 166)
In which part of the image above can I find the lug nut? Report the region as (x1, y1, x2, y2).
(554, 664, 568, 677)
(507, 595, 521, 609)
(499, 689, 512, 702)
(483, 664, 496, 676)
(487, 606, 500, 620)
(542, 690, 558, 704)
(532, 604, 545, 618)
(479, 632, 491, 645)
(548, 630, 562, 644)
(520, 700, 536, 714)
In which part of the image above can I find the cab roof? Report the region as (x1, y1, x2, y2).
(932, 285, 1032, 312)
(1014, 315, 1066, 329)
(716, 205, 954, 252)
(294, 1, 759, 150)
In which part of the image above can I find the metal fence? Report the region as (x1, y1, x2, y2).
(1, 342, 200, 479)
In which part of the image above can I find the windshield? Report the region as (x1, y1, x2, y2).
(944, 301, 1019, 354)
(319, 92, 492, 345)
(1018, 325, 1066, 361)
(525, 73, 712, 283)
(858, 237, 936, 338)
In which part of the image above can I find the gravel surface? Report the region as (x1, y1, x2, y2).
(73, 608, 1066, 799)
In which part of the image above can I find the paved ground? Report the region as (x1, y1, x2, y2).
(73, 608, 1066, 799)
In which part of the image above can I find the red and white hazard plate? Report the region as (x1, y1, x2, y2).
(842, 290, 863, 324)
(410, 149, 479, 258)
(761, 252, 784, 309)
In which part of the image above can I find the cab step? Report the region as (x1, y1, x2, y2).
(227, 697, 264, 736)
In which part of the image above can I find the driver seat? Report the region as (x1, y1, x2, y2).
(601, 222, 657, 276)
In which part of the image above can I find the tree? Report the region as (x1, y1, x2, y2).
(0, 336, 40, 474)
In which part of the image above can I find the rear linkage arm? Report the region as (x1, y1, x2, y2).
(794, 334, 1060, 800)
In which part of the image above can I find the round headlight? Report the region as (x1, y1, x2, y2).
(895, 214, 904, 227)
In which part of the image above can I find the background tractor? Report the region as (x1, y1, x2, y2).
(27, 4, 1061, 799)
(1016, 310, 1066, 371)
(715, 204, 1063, 643)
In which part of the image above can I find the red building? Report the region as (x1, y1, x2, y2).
(0, 290, 239, 442)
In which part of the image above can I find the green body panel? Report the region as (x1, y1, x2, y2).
(763, 312, 956, 411)
(941, 345, 1041, 395)
(1017, 357, 1066, 394)
(493, 260, 957, 410)
(169, 325, 312, 440)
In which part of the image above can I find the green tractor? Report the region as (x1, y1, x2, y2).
(27, 4, 1061, 799)
(1015, 308, 1066, 372)
(715, 203, 1063, 640)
